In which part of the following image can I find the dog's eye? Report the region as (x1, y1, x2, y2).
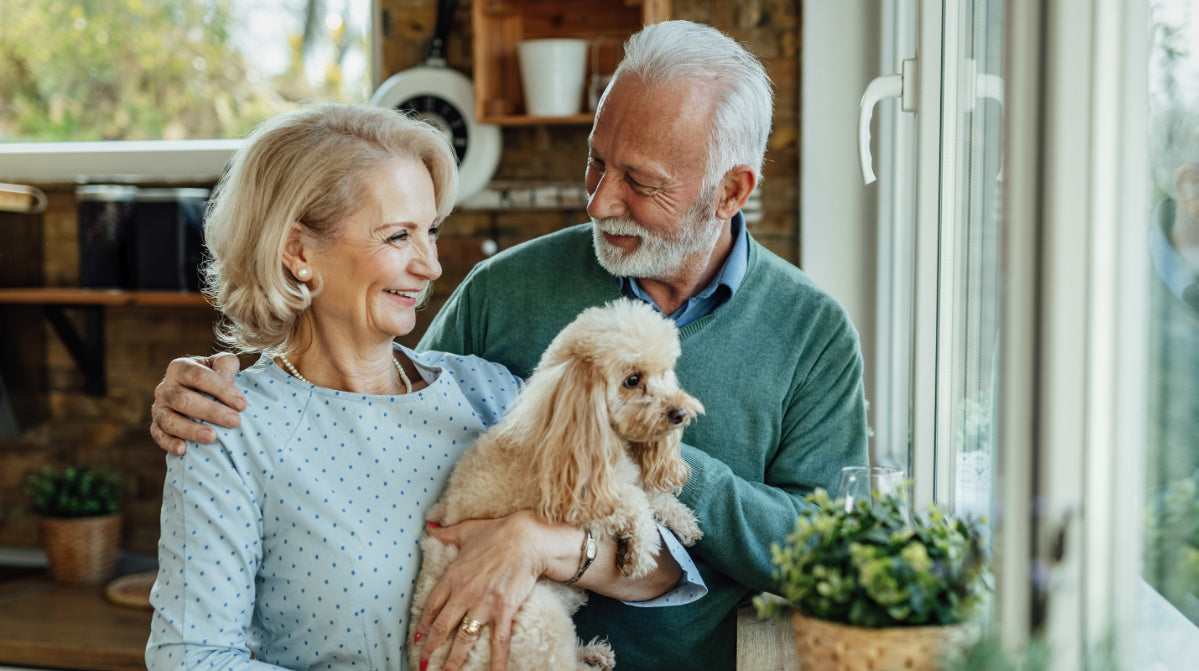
(623, 374, 641, 389)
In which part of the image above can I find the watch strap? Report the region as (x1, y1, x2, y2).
(564, 529, 597, 586)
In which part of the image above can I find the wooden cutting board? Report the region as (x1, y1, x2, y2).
(105, 571, 155, 609)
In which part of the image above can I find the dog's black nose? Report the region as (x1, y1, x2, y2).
(668, 407, 687, 425)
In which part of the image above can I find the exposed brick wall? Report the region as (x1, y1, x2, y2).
(0, 185, 228, 551)
(382, 0, 800, 262)
(393, 0, 802, 325)
(0, 0, 800, 555)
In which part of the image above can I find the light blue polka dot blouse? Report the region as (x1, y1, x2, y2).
(146, 346, 704, 670)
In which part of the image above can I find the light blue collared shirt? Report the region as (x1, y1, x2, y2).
(619, 211, 750, 326)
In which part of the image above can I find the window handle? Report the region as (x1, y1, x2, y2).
(859, 58, 918, 185)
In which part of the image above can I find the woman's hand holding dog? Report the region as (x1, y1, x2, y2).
(413, 510, 682, 671)
(413, 511, 573, 671)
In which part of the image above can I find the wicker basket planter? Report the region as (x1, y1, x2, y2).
(790, 610, 977, 671)
(39, 513, 122, 585)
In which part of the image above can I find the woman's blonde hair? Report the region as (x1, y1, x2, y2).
(202, 102, 458, 353)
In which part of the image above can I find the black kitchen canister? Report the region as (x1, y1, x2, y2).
(130, 188, 210, 291)
(76, 185, 137, 289)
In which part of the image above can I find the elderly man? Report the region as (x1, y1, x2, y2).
(151, 20, 868, 671)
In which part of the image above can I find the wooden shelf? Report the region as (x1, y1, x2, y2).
(0, 288, 211, 308)
(0, 289, 213, 396)
(472, 0, 671, 123)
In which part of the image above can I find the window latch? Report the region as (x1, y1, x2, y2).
(858, 58, 918, 185)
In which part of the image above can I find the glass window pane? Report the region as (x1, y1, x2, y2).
(1143, 0, 1199, 630)
(0, 0, 373, 142)
(944, 0, 1003, 522)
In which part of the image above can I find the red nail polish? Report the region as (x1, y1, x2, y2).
(414, 632, 422, 645)
(427, 521, 440, 529)
(420, 660, 428, 671)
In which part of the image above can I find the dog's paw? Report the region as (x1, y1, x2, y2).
(616, 535, 659, 579)
(579, 637, 615, 671)
(670, 513, 703, 547)
(651, 493, 704, 546)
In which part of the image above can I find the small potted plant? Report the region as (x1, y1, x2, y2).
(754, 488, 991, 671)
(24, 465, 123, 585)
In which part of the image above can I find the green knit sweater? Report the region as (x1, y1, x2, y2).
(419, 224, 869, 670)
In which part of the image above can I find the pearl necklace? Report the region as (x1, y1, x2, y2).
(278, 352, 413, 395)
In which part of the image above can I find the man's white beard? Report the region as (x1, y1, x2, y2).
(591, 195, 721, 281)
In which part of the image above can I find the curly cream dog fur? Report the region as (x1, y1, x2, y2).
(409, 299, 704, 671)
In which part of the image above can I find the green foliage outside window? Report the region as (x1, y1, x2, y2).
(0, 0, 370, 142)
(1144, 470, 1199, 624)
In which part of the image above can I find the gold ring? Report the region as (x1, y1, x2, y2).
(459, 616, 483, 636)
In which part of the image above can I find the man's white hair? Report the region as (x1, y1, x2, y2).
(614, 20, 774, 192)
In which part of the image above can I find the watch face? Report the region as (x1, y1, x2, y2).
(398, 94, 469, 164)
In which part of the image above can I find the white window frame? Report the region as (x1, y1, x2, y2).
(872, 0, 917, 479)
(873, 0, 1165, 664)
(999, 0, 1147, 665)
(0, 1, 382, 185)
(0, 140, 243, 184)
(827, 0, 1188, 664)
(908, 0, 951, 511)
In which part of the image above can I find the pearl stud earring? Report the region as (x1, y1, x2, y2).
(296, 267, 311, 280)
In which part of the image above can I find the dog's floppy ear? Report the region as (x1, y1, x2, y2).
(522, 357, 625, 525)
(632, 432, 692, 493)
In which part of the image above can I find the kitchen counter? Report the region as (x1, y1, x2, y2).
(0, 553, 794, 671)
(0, 556, 152, 671)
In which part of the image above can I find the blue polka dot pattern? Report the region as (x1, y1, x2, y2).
(147, 347, 522, 670)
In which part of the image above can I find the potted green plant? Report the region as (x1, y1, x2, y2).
(24, 465, 123, 585)
(754, 488, 991, 671)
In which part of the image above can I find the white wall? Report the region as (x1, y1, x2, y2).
(800, 2, 879, 437)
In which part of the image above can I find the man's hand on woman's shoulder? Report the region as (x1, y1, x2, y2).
(150, 352, 247, 455)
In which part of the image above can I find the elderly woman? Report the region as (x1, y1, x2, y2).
(145, 103, 701, 671)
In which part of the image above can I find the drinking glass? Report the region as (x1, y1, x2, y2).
(836, 465, 909, 514)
